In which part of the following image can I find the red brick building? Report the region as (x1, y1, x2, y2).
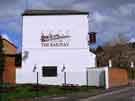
(2, 38, 16, 84)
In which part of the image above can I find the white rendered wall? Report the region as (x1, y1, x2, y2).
(16, 14, 96, 85)
(22, 15, 89, 49)
(16, 49, 95, 85)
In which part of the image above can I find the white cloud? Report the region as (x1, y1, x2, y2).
(71, 2, 91, 11)
(27, 0, 77, 9)
(0, 0, 135, 47)
(92, 12, 109, 22)
(0, 0, 25, 17)
(112, 3, 135, 19)
(119, 3, 135, 16)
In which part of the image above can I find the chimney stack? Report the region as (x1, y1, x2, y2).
(88, 32, 96, 44)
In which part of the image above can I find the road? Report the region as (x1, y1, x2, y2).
(81, 87, 135, 101)
(17, 86, 135, 101)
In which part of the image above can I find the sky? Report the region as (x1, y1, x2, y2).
(0, 0, 135, 49)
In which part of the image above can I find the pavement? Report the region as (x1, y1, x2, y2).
(129, 80, 135, 86)
(17, 85, 135, 101)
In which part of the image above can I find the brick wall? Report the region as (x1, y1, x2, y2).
(3, 56, 16, 84)
(2, 39, 16, 84)
(108, 68, 128, 88)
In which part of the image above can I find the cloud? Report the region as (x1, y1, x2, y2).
(27, 0, 77, 9)
(0, 1, 24, 34)
(0, 0, 18, 7)
(92, 12, 110, 23)
(118, 3, 135, 16)
(70, 1, 92, 11)
(0, 0, 25, 17)
(86, 2, 135, 45)
(0, 0, 135, 48)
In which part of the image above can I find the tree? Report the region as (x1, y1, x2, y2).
(0, 35, 5, 83)
(96, 33, 130, 68)
(96, 46, 103, 53)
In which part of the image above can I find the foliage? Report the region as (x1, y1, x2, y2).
(128, 68, 135, 80)
(96, 34, 135, 68)
(95, 46, 103, 53)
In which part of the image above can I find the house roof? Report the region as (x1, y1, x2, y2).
(2, 38, 17, 49)
(22, 10, 89, 16)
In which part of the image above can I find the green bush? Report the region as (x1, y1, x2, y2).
(128, 68, 135, 80)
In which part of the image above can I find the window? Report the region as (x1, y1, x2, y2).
(42, 66, 57, 77)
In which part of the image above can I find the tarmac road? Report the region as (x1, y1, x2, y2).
(81, 86, 135, 101)
(17, 86, 135, 101)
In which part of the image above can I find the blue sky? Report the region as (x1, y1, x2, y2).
(0, 0, 135, 49)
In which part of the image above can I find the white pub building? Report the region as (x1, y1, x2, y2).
(16, 10, 96, 86)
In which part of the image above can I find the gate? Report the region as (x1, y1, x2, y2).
(87, 68, 106, 88)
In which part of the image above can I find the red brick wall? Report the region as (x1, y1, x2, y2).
(2, 39, 16, 84)
(108, 68, 128, 88)
(3, 56, 16, 84)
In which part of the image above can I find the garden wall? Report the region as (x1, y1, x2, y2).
(108, 68, 128, 88)
(3, 56, 16, 84)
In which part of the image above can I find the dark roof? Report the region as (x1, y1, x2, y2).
(22, 10, 89, 16)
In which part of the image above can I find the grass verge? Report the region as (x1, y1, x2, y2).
(0, 84, 100, 101)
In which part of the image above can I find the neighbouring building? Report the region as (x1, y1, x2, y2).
(16, 10, 96, 86)
(2, 38, 17, 84)
(96, 42, 135, 68)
